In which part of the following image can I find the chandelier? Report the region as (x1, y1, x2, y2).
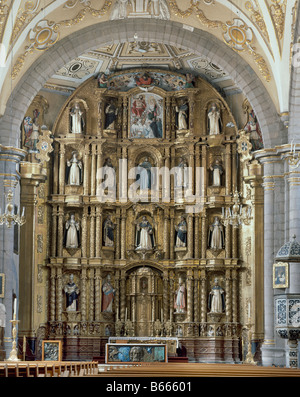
(0, 190, 26, 228)
(221, 189, 252, 228)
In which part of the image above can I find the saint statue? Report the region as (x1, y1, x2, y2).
(64, 214, 80, 249)
(175, 157, 188, 188)
(174, 277, 186, 313)
(150, 0, 170, 19)
(104, 99, 118, 130)
(24, 109, 40, 151)
(175, 216, 187, 248)
(135, 216, 155, 250)
(103, 215, 115, 247)
(70, 102, 84, 134)
(64, 274, 80, 312)
(110, 0, 129, 19)
(208, 278, 225, 313)
(137, 157, 152, 190)
(101, 274, 116, 313)
(175, 99, 189, 130)
(209, 160, 223, 187)
(102, 157, 115, 188)
(208, 216, 224, 250)
(208, 103, 222, 135)
(66, 152, 83, 186)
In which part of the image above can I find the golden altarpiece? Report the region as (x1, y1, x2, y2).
(18, 69, 264, 362)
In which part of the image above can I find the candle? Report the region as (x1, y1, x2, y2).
(125, 308, 127, 321)
(14, 298, 17, 315)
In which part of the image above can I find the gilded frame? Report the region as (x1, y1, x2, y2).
(42, 340, 62, 361)
(273, 262, 289, 289)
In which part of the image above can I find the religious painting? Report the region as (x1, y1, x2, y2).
(106, 343, 167, 364)
(129, 93, 164, 138)
(273, 262, 289, 289)
(42, 340, 62, 361)
(0, 274, 4, 298)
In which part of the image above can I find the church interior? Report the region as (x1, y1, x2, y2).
(0, 0, 300, 378)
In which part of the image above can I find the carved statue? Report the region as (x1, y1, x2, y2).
(135, 216, 155, 251)
(208, 103, 222, 135)
(101, 274, 116, 313)
(208, 216, 224, 250)
(70, 102, 84, 134)
(137, 157, 152, 190)
(110, 0, 129, 19)
(174, 277, 186, 313)
(175, 99, 189, 130)
(208, 278, 225, 313)
(175, 216, 187, 248)
(150, 0, 170, 19)
(64, 274, 79, 312)
(66, 152, 83, 186)
(175, 157, 188, 188)
(209, 159, 223, 187)
(24, 109, 40, 151)
(64, 214, 80, 248)
(103, 215, 115, 247)
(104, 99, 118, 130)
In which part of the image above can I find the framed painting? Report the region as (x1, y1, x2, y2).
(273, 262, 289, 289)
(0, 274, 4, 298)
(42, 340, 62, 361)
(129, 92, 164, 139)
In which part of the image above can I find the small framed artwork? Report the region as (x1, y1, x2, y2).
(273, 262, 289, 289)
(42, 340, 62, 361)
(0, 274, 5, 298)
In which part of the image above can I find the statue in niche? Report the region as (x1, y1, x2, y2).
(175, 157, 188, 188)
(103, 215, 115, 247)
(135, 216, 155, 251)
(174, 276, 186, 313)
(66, 152, 83, 186)
(244, 109, 264, 150)
(207, 103, 222, 135)
(208, 216, 224, 250)
(136, 157, 153, 190)
(102, 157, 115, 189)
(24, 109, 40, 151)
(101, 274, 116, 313)
(150, 0, 170, 19)
(70, 102, 84, 134)
(104, 99, 118, 130)
(208, 277, 225, 313)
(110, 0, 129, 20)
(175, 99, 189, 130)
(64, 214, 80, 249)
(209, 159, 223, 187)
(64, 274, 80, 312)
(175, 216, 187, 248)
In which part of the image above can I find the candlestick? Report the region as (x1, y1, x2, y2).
(6, 316, 20, 362)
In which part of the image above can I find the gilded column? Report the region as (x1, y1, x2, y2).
(225, 269, 232, 323)
(163, 271, 169, 323)
(122, 96, 128, 140)
(232, 226, 238, 258)
(91, 143, 97, 196)
(81, 268, 87, 322)
(95, 206, 102, 258)
(57, 205, 64, 257)
(51, 206, 58, 257)
(232, 144, 237, 193)
(50, 266, 56, 322)
(169, 271, 174, 323)
(201, 211, 207, 258)
(53, 142, 59, 194)
(81, 206, 88, 257)
(121, 209, 126, 260)
(96, 144, 103, 197)
(59, 143, 65, 195)
(188, 92, 196, 135)
(225, 224, 231, 258)
(200, 270, 207, 323)
(232, 269, 238, 323)
(120, 273, 126, 322)
(95, 268, 101, 321)
(83, 145, 90, 196)
(187, 214, 194, 258)
(164, 147, 170, 201)
(225, 144, 231, 196)
(89, 206, 96, 258)
(163, 208, 170, 259)
(169, 210, 175, 260)
(115, 208, 121, 259)
(193, 270, 199, 323)
(194, 214, 200, 258)
(165, 97, 171, 140)
(56, 267, 63, 322)
(170, 146, 175, 201)
(187, 269, 193, 323)
(89, 268, 95, 322)
(201, 145, 207, 197)
(115, 270, 120, 320)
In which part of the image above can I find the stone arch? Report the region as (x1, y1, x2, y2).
(0, 18, 284, 148)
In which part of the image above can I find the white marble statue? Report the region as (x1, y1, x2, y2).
(66, 152, 82, 186)
(70, 102, 84, 134)
(174, 277, 186, 313)
(208, 103, 222, 135)
(135, 216, 155, 250)
(208, 216, 224, 250)
(175, 157, 189, 188)
(65, 214, 80, 249)
(176, 100, 188, 130)
(210, 159, 223, 187)
(208, 278, 225, 313)
(110, 0, 129, 19)
(150, 0, 170, 19)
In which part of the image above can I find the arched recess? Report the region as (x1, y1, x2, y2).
(0, 18, 284, 149)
